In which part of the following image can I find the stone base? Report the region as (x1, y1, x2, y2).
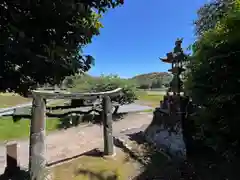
(103, 152, 117, 159)
(100, 146, 116, 159)
(144, 125, 186, 160)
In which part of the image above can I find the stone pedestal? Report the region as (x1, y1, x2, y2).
(4, 142, 20, 177)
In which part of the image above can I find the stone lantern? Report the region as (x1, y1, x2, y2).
(159, 38, 188, 112)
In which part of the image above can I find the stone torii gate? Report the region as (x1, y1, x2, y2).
(29, 88, 122, 180)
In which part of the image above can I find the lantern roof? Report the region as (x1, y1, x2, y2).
(160, 58, 172, 63)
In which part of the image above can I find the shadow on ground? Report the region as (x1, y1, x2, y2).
(0, 148, 116, 180)
(0, 169, 29, 180)
(114, 132, 188, 180)
(6, 111, 128, 130)
(122, 131, 240, 180)
(47, 148, 104, 167)
(0, 169, 117, 180)
(2, 133, 238, 180)
(55, 112, 127, 129)
(75, 169, 117, 180)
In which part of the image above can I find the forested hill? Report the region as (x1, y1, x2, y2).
(131, 72, 172, 89)
(61, 72, 172, 90)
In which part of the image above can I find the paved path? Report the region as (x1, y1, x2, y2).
(71, 103, 153, 114)
(0, 101, 153, 116)
(0, 112, 153, 174)
(0, 100, 62, 116)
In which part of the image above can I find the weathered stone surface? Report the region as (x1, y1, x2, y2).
(102, 96, 114, 156)
(145, 125, 186, 159)
(29, 95, 47, 180)
(4, 142, 20, 177)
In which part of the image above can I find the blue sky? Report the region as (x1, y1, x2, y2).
(84, 0, 208, 78)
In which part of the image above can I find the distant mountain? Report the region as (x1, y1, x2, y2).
(131, 72, 172, 89)
(131, 72, 170, 80)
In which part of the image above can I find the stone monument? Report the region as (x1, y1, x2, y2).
(160, 38, 187, 111)
(145, 39, 189, 159)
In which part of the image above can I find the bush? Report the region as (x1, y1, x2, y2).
(186, 8, 240, 156)
(70, 74, 137, 105)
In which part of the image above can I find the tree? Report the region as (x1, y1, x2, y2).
(139, 81, 151, 90)
(132, 72, 171, 89)
(0, 0, 123, 96)
(151, 79, 162, 89)
(70, 74, 137, 105)
(194, 0, 235, 36)
(187, 2, 240, 156)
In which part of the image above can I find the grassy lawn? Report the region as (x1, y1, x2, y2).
(51, 148, 139, 180)
(0, 93, 31, 108)
(47, 100, 69, 107)
(0, 116, 59, 141)
(136, 90, 164, 107)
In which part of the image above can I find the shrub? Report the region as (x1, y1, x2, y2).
(186, 8, 240, 156)
(70, 74, 137, 105)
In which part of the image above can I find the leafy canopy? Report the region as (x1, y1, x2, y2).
(132, 72, 172, 89)
(194, 0, 236, 36)
(0, 0, 123, 95)
(187, 1, 240, 154)
(70, 74, 137, 105)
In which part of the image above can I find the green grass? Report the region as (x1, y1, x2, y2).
(136, 91, 164, 107)
(47, 100, 69, 107)
(0, 94, 31, 108)
(142, 109, 154, 112)
(52, 148, 139, 180)
(0, 117, 59, 141)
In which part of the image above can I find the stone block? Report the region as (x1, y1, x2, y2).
(4, 142, 20, 176)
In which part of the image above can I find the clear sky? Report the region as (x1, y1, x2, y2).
(84, 0, 208, 78)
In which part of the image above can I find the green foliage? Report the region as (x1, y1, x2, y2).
(70, 74, 137, 104)
(0, 0, 123, 95)
(187, 3, 240, 155)
(0, 116, 59, 140)
(132, 72, 172, 89)
(151, 79, 162, 89)
(194, 0, 235, 36)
